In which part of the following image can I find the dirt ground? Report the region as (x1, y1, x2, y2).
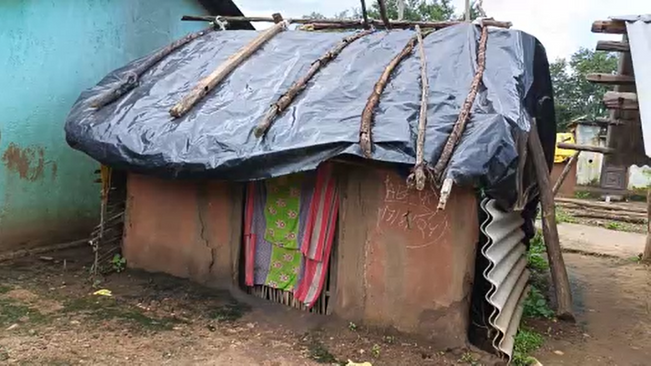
(533, 253, 651, 366)
(1, 243, 651, 365)
(0, 247, 476, 366)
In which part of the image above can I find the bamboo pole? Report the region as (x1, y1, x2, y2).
(643, 189, 651, 262)
(432, 25, 488, 183)
(254, 29, 374, 138)
(552, 151, 580, 196)
(408, 25, 430, 191)
(181, 15, 513, 30)
(169, 21, 287, 119)
(90, 27, 213, 109)
(360, 33, 424, 158)
(529, 119, 575, 321)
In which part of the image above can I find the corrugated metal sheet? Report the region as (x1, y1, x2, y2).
(480, 198, 530, 361)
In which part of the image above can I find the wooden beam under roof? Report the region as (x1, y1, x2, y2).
(596, 40, 630, 52)
(586, 73, 635, 85)
(556, 142, 615, 154)
(603, 91, 639, 110)
(592, 19, 627, 34)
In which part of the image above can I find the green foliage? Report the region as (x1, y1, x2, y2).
(527, 230, 549, 272)
(555, 208, 576, 224)
(348, 321, 358, 331)
(512, 328, 545, 366)
(574, 190, 593, 199)
(523, 287, 554, 319)
(367, 0, 455, 21)
(550, 48, 618, 131)
(371, 344, 381, 358)
(460, 352, 479, 365)
(305, 338, 338, 364)
(605, 221, 624, 231)
(111, 254, 126, 273)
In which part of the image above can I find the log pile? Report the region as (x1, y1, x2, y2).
(555, 197, 647, 224)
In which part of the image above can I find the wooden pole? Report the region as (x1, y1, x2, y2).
(377, 0, 392, 30)
(408, 25, 430, 191)
(90, 27, 213, 109)
(181, 15, 513, 30)
(552, 151, 580, 196)
(254, 29, 374, 138)
(432, 25, 488, 183)
(529, 119, 575, 321)
(360, 0, 370, 29)
(360, 32, 426, 158)
(169, 21, 287, 119)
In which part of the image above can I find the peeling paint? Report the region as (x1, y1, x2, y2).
(1, 143, 45, 181)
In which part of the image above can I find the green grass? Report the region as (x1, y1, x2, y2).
(304, 338, 339, 364)
(512, 328, 545, 366)
(605, 221, 625, 231)
(209, 301, 250, 322)
(63, 296, 182, 331)
(574, 191, 592, 199)
(0, 299, 46, 327)
(555, 208, 576, 224)
(0, 285, 12, 294)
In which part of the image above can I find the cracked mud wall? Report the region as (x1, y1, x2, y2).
(122, 174, 241, 287)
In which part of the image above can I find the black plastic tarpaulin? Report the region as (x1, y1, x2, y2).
(65, 23, 556, 206)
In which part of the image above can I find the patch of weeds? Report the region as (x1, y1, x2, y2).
(210, 301, 250, 322)
(371, 344, 381, 358)
(574, 191, 592, 199)
(382, 335, 395, 344)
(0, 299, 46, 327)
(0, 285, 12, 294)
(512, 328, 544, 366)
(628, 255, 642, 263)
(62, 296, 181, 331)
(527, 230, 549, 272)
(111, 254, 127, 273)
(460, 351, 479, 365)
(305, 338, 338, 364)
(523, 287, 554, 319)
(605, 221, 625, 231)
(555, 208, 576, 224)
(348, 321, 358, 331)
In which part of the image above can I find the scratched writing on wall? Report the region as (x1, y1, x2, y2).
(376, 173, 448, 248)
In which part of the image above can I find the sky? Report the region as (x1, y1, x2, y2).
(232, 0, 649, 61)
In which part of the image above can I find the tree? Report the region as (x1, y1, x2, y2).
(367, 0, 455, 21)
(550, 48, 618, 131)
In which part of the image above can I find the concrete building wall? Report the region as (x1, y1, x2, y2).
(0, 0, 207, 252)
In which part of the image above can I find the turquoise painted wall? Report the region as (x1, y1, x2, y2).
(0, 0, 207, 250)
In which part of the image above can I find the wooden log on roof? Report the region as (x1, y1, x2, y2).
(596, 40, 630, 52)
(360, 31, 432, 158)
(432, 25, 489, 183)
(603, 91, 639, 110)
(90, 27, 213, 109)
(181, 15, 513, 30)
(253, 29, 374, 138)
(591, 19, 627, 34)
(408, 25, 430, 191)
(586, 73, 635, 85)
(556, 142, 614, 154)
(169, 21, 287, 119)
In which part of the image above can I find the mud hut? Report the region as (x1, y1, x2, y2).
(64, 15, 557, 361)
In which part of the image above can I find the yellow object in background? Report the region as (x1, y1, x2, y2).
(555, 133, 576, 163)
